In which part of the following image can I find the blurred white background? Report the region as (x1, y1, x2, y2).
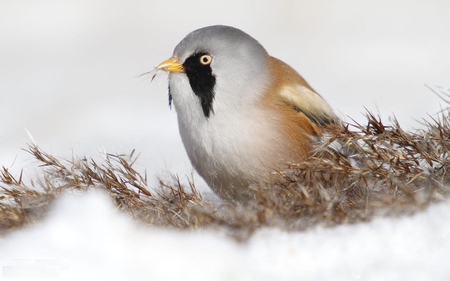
(1, 0, 450, 190)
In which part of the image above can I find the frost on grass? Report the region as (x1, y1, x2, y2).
(1, 111, 450, 240)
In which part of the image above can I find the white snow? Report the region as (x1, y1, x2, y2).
(1, 0, 450, 280)
(1, 190, 449, 280)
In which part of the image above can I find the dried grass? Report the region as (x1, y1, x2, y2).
(2, 108, 450, 240)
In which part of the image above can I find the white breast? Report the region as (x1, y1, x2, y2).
(169, 73, 286, 200)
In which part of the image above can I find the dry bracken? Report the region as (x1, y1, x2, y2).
(1, 109, 450, 240)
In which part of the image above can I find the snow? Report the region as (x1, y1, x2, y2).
(1, 191, 450, 280)
(1, 0, 450, 280)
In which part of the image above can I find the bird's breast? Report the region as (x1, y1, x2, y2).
(174, 94, 309, 193)
(168, 71, 316, 199)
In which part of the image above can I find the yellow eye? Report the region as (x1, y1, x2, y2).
(200, 55, 212, 65)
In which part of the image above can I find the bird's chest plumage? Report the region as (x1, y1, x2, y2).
(171, 80, 268, 166)
(169, 74, 287, 199)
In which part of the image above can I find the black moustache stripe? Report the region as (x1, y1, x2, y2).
(183, 53, 216, 118)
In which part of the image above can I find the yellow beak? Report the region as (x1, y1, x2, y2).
(157, 57, 184, 73)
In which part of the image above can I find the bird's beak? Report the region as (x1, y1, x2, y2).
(157, 57, 184, 73)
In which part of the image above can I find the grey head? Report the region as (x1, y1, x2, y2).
(168, 25, 270, 118)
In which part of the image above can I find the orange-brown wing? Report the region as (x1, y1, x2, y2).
(267, 56, 338, 127)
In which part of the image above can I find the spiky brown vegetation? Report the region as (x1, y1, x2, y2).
(1, 111, 450, 240)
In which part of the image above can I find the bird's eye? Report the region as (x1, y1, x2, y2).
(199, 55, 212, 65)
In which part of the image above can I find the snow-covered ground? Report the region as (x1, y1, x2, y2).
(1, 0, 450, 279)
(1, 190, 450, 280)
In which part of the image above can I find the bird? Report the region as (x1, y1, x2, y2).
(156, 25, 339, 201)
